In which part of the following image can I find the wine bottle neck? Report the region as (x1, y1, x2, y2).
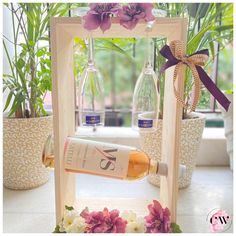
(88, 37, 95, 66)
(148, 159, 159, 175)
(148, 159, 186, 177)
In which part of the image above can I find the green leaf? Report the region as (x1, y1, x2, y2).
(213, 24, 233, 32)
(28, 40, 35, 47)
(36, 48, 46, 57)
(7, 93, 25, 118)
(16, 58, 25, 69)
(171, 223, 182, 233)
(96, 39, 134, 63)
(187, 25, 211, 54)
(74, 37, 86, 50)
(225, 89, 233, 95)
(3, 91, 14, 112)
(53, 225, 65, 233)
(3, 74, 14, 79)
(209, 41, 215, 59)
(39, 36, 49, 41)
(65, 205, 74, 211)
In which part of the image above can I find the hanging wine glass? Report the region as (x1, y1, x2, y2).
(132, 23, 159, 132)
(79, 38, 105, 131)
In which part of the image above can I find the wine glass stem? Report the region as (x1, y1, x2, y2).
(88, 37, 94, 65)
(147, 37, 152, 67)
(88, 37, 95, 112)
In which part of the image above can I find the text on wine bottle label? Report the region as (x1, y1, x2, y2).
(64, 138, 130, 179)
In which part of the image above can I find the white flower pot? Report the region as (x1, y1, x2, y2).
(221, 94, 233, 170)
(139, 112, 205, 189)
(3, 115, 53, 189)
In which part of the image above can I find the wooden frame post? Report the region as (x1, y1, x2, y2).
(50, 17, 188, 224)
(160, 20, 188, 222)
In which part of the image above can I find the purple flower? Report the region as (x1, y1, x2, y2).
(118, 3, 155, 30)
(83, 3, 120, 32)
(81, 207, 127, 233)
(145, 200, 171, 233)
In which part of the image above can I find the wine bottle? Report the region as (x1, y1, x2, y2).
(42, 136, 186, 180)
(132, 36, 159, 132)
(79, 38, 105, 131)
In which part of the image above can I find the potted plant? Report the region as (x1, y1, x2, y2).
(3, 3, 70, 189)
(139, 3, 233, 188)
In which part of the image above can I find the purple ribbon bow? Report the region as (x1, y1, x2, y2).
(160, 44, 231, 112)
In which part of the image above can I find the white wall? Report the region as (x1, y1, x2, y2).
(3, 5, 14, 111)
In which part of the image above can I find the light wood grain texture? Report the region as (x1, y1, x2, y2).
(51, 18, 76, 223)
(50, 16, 187, 224)
(160, 18, 188, 222)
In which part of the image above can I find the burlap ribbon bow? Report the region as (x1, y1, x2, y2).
(160, 40, 231, 112)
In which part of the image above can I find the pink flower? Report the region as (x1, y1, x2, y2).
(145, 200, 171, 233)
(118, 3, 155, 30)
(81, 207, 127, 233)
(83, 3, 120, 32)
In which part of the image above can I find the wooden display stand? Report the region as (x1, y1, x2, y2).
(50, 17, 187, 224)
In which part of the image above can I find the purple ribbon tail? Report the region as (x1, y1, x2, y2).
(196, 66, 231, 111)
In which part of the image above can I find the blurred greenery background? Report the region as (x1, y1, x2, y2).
(3, 3, 233, 126)
(72, 3, 233, 126)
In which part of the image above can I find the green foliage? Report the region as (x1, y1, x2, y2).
(171, 222, 182, 233)
(3, 3, 72, 118)
(53, 225, 64, 233)
(73, 3, 232, 120)
(65, 205, 74, 211)
(225, 89, 233, 95)
(3, 3, 232, 120)
(158, 3, 233, 116)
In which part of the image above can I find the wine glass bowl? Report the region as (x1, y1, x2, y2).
(132, 37, 159, 132)
(79, 38, 105, 130)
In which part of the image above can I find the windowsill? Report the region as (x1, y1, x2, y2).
(76, 126, 226, 140)
(76, 127, 229, 166)
(76, 127, 139, 138)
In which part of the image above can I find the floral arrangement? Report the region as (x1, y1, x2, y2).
(53, 200, 182, 233)
(83, 3, 155, 32)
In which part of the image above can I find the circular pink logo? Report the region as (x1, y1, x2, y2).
(207, 208, 232, 233)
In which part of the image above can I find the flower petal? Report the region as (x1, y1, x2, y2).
(120, 18, 138, 30)
(89, 3, 98, 10)
(145, 8, 155, 21)
(114, 217, 127, 233)
(134, 12, 146, 20)
(100, 16, 112, 32)
(83, 13, 101, 31)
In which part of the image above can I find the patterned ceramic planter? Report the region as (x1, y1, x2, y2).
(3, 115, 53, 190)
(140, 112, 205, 189)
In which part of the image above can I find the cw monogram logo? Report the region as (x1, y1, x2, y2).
(207, 208, 232, 233)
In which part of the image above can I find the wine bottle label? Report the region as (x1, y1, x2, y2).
(138, 119, 153, 128)
(85, 115, 100, 124)
(64, 138, 132, 179)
